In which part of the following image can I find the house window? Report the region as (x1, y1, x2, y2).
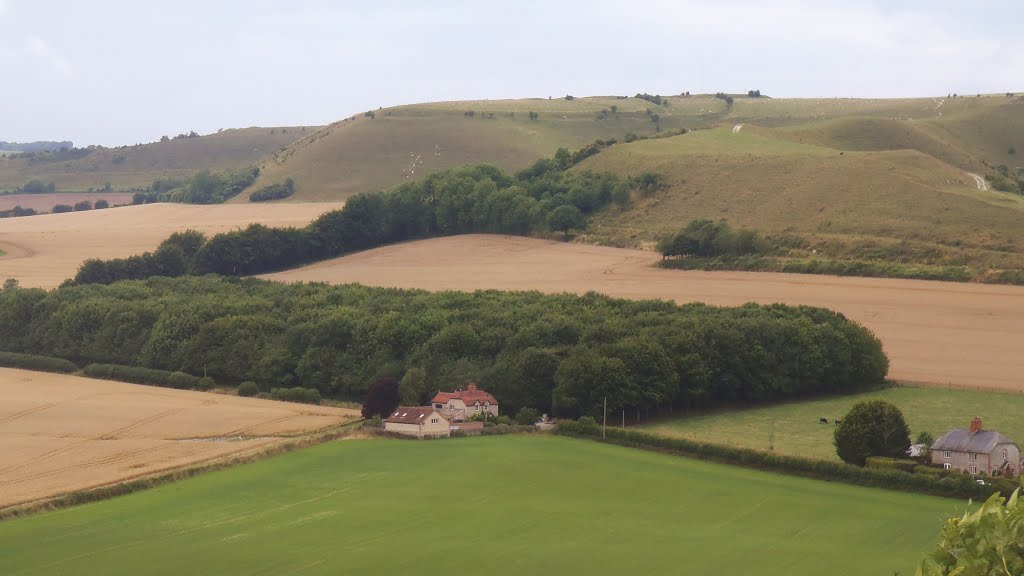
(435, 404, 443, 409)
(431, 418, 438, 424)
(943, 463, 951, 470)
(943, 451, 951, 459)
(1003, 449, 1008, 459)
(969, 465, 978, 475)
(969, 453, 977, 461)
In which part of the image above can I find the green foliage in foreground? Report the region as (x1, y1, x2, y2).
(0, 436, 960, 576)
(76, 156, 633, 284)
(834, 399, 911, 466)
(918, 490, 1024, 576)
(638, 386, 1024, 462)
(0, 276, 887, 415)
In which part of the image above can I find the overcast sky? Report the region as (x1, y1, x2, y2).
(1, 0, 1020, 146)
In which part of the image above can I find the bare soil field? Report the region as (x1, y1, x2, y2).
(0, 202, 341, 287)
(263, 234, 1024, 391)
(0, 368, 358, 509)
(0, 192, 135, 212)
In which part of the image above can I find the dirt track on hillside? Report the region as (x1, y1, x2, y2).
(0, 369, 358, 509)
(263, 234, 1024, 391)
(0, 203, 341, 287)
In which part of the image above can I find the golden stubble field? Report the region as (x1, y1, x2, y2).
(263, 234, 1024, 392)
(0, 368, 358, 509)
(0, 202, 342, 287)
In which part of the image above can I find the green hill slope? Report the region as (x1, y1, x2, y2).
(240, 95, 720, 201)
(0, 127, 317, 192)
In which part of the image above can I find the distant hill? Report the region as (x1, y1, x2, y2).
(0, 127, 317, 192)
(0, 141, 73, 152)
(240, 93, 1022, 204)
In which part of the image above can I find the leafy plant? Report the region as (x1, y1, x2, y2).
(917, 489, 1024, 575)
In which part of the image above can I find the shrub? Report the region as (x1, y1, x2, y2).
(914, 465, 944, 477)
(865, 456, 918, 473)
(73, 200, 92, 211)
(196, 376, 215, 391)
(82, 363, 205, 390)
(0, 351, 78, 373)
(515, 407, 541, 425)
(52, 204, 73, 213)
(249, 179, 295, 202)
(361, 377, 400, 418)
(833, 400, 911, 466)
(576, 416, 599, 434)
(271, 387, 321, 405)
(917, 490, 1024, 575)
(94, 199, 110, 209)
(237, 381, 259, 397)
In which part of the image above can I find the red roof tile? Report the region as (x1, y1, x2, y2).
(431, 383, 497, 406)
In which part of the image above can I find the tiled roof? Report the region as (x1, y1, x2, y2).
(932, 428, 1016, 454)
(431, 383, 497, 406)
(386, 406, 444, 425)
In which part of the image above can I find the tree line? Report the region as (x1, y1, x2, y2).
(131, 166, 260, 205)
(0, 276, 889, 417)
(73, 154, 633, 285)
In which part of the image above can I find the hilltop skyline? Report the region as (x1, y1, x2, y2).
(1, 0, 1021, 146)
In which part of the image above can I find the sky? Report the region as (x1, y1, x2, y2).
(1, 0, 1021, 146)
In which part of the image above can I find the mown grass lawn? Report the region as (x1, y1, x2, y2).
(640, 386, 1024, 460)
(0, 435, 959, 576)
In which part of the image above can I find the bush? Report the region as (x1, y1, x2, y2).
(0, 351, 78, 373)
(576, 416, 599, 434)
(515, 407, 541, 425)
(865, 456, 918, 473)
(271, 387, 321, 405)
(196, 376, 215, 391)
(52, 204, 73, 213)
(834, 400, 911, 466)
(249, 178, 295, 202)
(82, 363, 206, 390)
(917, 490, 1024, 575)
(94, 199, 110, 209)
(73, 200, 92, 211)
(362, 377, 400, 418)
(914, 465, 945, 477)
(237, 381, 259, 397)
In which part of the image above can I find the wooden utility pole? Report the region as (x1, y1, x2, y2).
(769, 418, 775, 452)
(602, 397, 607, 439)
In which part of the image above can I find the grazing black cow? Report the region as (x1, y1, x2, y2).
(819, 417, 829, 424)
(834, 419, 841, 425)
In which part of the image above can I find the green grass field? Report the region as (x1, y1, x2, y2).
(0, 435, 960, 575)
(640, 386, 1024, 460)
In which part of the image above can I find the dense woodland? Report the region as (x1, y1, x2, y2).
(0, 277, 888, 416)
(74, 158, 630, 284)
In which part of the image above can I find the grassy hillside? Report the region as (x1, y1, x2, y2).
(0, 127, 316, 192)
(0, 435, 958, 576)
(582, 123, 1024, 272)
(640, 386, 1024, 461)
(241, 95, 718, 201)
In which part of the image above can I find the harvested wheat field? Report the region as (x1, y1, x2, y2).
(263, 234, 1024, 391)
(0, 202, 341, 288)
(0, 368, 358, 509)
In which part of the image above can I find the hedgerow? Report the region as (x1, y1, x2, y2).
(82, 363, 212, 391)
(0, 351, 78, 373)
(556, 421, 1007, 500)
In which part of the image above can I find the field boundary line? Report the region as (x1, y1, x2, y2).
(0, 420, 365, 523)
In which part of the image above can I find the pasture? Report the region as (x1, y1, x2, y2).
(0, 435, 960, 576)
(0, 202, 342, 288)
(263, 234, 1024, 391)
(0, 368, 358, 509)
(639, 386, 1024, 460)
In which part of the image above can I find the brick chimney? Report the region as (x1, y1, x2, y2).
(970, 416, 983, 434)
(467, 383, 477, 392)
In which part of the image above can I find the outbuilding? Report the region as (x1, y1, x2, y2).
(384, 407, 450, 438)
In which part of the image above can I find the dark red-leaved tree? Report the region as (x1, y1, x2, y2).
(362, 376, 400, 419)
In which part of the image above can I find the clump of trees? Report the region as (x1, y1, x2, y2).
(52, 204, 73, 213)
(74, 148, 642, 284)
(0, 206, 37, 219)
(635, 93, 666, 106)
(131, 167, 260, 205)
(833, 400, 911, 466)
(362, 377, 400, 418)
(0, 276, 889, 416)
(715, 92, 735, 106)
(249, 178, 295, 202)
(747, 90, 762, 97)
(73, 200, 92, 211)
(15, 180, 57, 194)
(658, 219, 769, 258)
